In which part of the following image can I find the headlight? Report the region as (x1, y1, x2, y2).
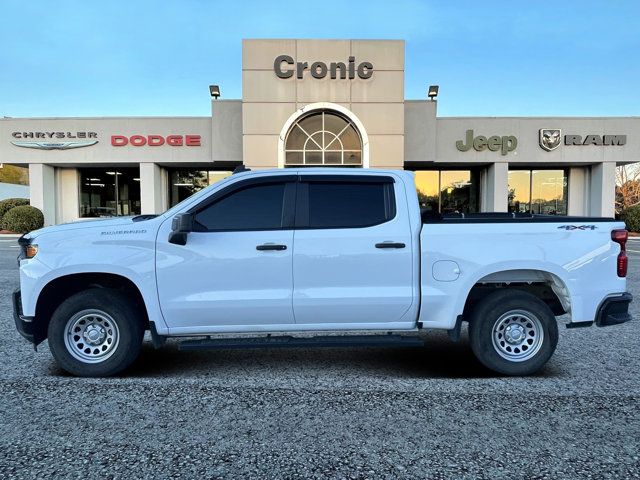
(17, 235, 37, 263)
(25, 244, 38, 259)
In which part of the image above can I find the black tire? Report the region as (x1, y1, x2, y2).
(468, 289, 559, 376)
(47, 288, 144, 377)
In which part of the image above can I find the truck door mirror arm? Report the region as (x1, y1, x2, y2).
(168, 213, 194, 246)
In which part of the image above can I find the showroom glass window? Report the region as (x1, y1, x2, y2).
(168, 169, 232, 207)
(413, 170, 480, 213)
(508, 169, 568, 215)
(79, 168, 141, 217)
(284, 110, 362, 167)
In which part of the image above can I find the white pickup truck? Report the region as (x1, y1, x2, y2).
(13, 168, 632, 377)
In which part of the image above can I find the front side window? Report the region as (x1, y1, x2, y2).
(79, 168, 140, 217)
(305, 181, 394, 228)
(285, 110, 362, 167)
(194, 182, 286, 231)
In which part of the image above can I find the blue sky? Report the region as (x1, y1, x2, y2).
(0, 0, 638, 117)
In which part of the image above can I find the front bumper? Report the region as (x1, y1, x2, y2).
(595, 292, 633, 327)
(13, 289, 35, 343)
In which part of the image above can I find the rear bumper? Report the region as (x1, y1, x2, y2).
(13, 289, 35, 343)
(595, 292, 633, 327)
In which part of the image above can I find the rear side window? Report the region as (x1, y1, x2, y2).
(195, 183, 285, 231)
(306, 181, 395, 228)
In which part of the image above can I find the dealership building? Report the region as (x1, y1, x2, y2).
(1, 39, 639, 226)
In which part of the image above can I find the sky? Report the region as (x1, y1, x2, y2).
(0, 0, 639, 118)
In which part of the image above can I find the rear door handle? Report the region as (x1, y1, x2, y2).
(256, 244, 287, 251)
(375, 242, 406, 249)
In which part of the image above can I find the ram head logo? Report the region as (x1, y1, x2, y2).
(539, 129, 562, 152)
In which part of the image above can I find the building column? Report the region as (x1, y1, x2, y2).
(56, 168, 79, 223)
(481, 163, 508, 212)
(28, 163, 55, 226)
(567, 167, 588, 216)
(139, 163, 165, 214)
(589, 162, 616, 217)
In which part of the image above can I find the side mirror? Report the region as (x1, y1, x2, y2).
(168, 213, 193, 245)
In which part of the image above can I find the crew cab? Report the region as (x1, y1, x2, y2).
(13, 168, 633, 377)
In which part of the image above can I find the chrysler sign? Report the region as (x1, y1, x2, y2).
(11, 131, 98, 150)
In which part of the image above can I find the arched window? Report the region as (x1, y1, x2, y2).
(284, 110, 362, 167)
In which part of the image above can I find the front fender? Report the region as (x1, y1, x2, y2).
(20, 261, 167, 332)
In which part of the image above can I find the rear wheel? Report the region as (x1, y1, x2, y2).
(48, 289, 144, 377)
(469, 290, 559, 376)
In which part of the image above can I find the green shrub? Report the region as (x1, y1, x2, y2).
(1, 205, 44, 233)
(620, 205, 640, 233)
(0, 197, 29, 221)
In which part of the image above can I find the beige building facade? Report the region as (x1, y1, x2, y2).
(1, 39, 639, 225)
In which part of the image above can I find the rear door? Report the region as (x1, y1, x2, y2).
(292, 174, 415, 327)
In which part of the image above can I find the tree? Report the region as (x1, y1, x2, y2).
(616, 163, 640, 214)
(0, 165, 29, 185)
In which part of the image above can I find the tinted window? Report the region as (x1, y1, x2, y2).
(195, 183, 285, 231)
(307, 182, 393, 228)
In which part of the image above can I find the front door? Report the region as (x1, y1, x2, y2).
(292, 174, 415, 327)
(156, 177, 297, 333)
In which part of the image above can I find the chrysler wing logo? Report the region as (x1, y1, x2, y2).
(539, 129, 562, 151)
(10, 140, 98, 150)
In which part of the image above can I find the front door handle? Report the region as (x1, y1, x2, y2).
(375, 242, 406, 249)
(256, 244, 287, 251)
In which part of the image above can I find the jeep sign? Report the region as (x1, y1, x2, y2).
(456, 130, 518, 156)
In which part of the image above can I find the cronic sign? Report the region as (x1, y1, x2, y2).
(274, 55, 373, 79)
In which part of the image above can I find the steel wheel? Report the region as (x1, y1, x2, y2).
(63, 309, 120, 364)
(491, 309, 544, 362)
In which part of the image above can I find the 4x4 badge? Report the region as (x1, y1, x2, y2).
(557, 225, 597, 230)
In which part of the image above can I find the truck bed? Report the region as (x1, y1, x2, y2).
(418, 212, 626, 329)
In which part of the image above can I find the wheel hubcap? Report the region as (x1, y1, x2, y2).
(64, 310, 120, 364)
(491, 310, 544, 362)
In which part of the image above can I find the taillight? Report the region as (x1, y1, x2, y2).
(611, 229, 628, 277)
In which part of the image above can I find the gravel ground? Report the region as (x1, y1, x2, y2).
(0, 236, 639, 479)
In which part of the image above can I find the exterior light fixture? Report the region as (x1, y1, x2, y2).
(209, 85, 221, 99)
(428, 85, 439, 100)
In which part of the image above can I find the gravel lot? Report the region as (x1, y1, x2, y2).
(0, 236, 639, 479)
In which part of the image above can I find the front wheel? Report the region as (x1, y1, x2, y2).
(48, 289, 144, 377)
(469, 290, 559, 376)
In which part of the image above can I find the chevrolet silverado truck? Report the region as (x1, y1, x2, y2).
(13, 168, 633, 377)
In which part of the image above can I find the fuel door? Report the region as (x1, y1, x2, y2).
(432, 260, 461, 282)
